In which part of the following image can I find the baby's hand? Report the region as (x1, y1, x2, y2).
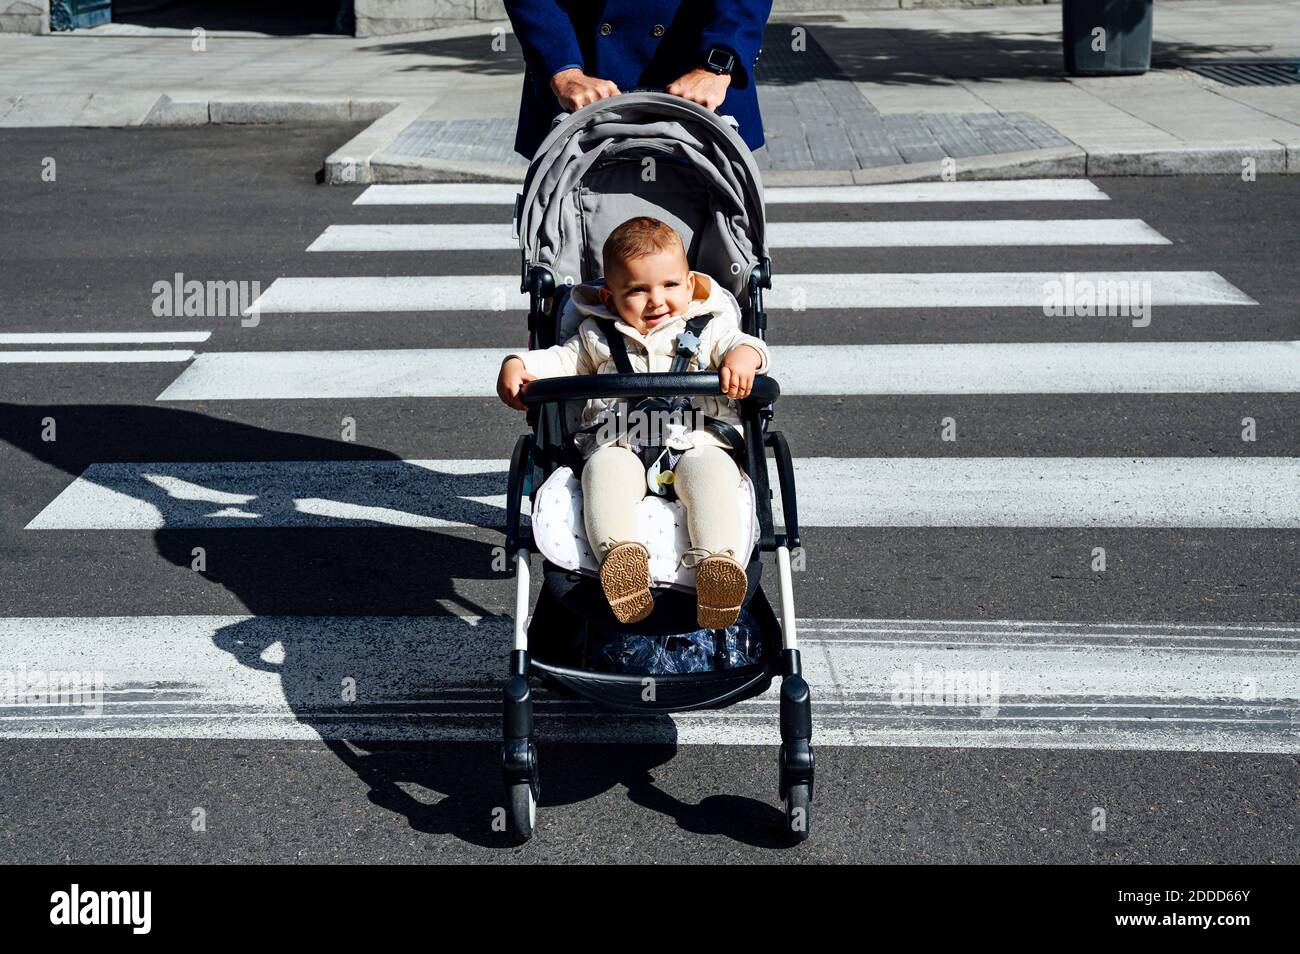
(497, 357, 536, 411)
(719, 344, 762, 400)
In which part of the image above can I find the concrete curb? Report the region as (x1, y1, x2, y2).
(357, 134, 1300, 185)
(360, 142, 1089, 187)
(0, 92, 398, 128)
(361, 143, 1091, 187)
(323, 99, 436, 185)
(1085, 142, 1290, 177)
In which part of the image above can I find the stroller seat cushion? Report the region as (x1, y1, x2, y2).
(530, 465, 760, 594)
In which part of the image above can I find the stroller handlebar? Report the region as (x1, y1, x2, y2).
(521, 371, 779, 407)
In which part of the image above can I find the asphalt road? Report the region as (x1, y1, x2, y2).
(0, 124, 1295, 863)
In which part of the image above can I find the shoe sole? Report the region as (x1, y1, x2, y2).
(695, 557, 747, 629)
(599, 544, 655, 625)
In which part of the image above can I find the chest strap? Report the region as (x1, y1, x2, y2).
(600, 313, 714, 375)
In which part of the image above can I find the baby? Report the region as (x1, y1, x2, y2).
(497, 216, 769, 629)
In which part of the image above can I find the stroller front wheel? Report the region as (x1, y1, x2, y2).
(784, 783, 811, 843)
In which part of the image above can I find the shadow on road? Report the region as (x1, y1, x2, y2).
(0, 400, 788, 848)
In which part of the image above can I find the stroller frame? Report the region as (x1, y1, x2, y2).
(499, 93, 814, 843)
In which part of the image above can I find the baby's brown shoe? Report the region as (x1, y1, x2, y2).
(598, 541, 655, 624)
(692, 550, 748, 629)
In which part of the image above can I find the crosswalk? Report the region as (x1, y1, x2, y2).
(6, 178, 1297, 753)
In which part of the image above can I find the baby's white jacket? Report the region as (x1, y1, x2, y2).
(504, 270, 771, 459)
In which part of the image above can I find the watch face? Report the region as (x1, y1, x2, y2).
(707, 47, 735, 73)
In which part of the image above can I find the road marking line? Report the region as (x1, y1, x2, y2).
(154, 341, 1300, 401)
(306, 219, 1168, 252)
(0, 614, 1292, 749)
(0, 350, 195, 363)
(0, 332, 211, 344)
(245, 271, 1253, 312)
(353, 179, 1111, 206)
(24, 457, 1300, 530)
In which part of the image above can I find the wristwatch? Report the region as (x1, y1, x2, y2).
(703, 46, 736, 76)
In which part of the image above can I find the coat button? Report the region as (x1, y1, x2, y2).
(599, 22, 612, 36)
(651, 24, 664, 37)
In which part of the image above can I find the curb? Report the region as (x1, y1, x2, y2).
(0, 92, 398, 128)
(322, 99, 435, 185)
(356, 135, 1300, 185)
(367, 150, 527, 184)
(1085, 142, 1290, 177)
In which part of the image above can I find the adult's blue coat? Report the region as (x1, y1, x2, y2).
(502, 0, 772, 159)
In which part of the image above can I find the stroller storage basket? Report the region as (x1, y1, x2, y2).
(528, 582, 783, 713)
(533, 660, 773, 713)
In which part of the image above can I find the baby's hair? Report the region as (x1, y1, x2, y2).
(602, 216, 685, 280)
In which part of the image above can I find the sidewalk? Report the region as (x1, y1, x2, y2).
(0, 1, 1296, 183)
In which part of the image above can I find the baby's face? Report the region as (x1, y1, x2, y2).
(600, 249, 696, 335)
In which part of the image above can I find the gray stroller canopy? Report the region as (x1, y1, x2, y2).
(517, 92, 768, 305)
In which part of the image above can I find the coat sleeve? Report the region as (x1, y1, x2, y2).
(693, 0, 773, 91)
(506, 337, 590, 379)
(707, 315, 770, 375)
(504, 324, 595, 379)
(503, 0, 586, 96)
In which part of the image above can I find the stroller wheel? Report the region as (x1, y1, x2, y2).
(506, 781, 537, 843)
(784, 783, 811, 843)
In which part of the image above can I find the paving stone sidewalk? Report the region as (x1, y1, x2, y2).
(378, 28, 1073, 177)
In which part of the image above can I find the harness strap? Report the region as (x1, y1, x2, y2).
(603, 319, 636, 374)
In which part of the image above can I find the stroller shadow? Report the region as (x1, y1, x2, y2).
(0, 400, 770, 847)
(624, 766, 791, 848)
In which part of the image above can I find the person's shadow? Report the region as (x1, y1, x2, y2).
(0, 399, 782, 847)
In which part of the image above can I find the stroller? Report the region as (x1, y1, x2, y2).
(501, 92, 812, 843)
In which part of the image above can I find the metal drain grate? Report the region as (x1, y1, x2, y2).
(1182, 60, 1300, 87)
(753, 24, 848, 83)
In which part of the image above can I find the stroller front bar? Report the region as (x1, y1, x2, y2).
(519, 371, 779, 407)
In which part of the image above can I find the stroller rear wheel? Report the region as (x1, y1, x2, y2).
(506, 780, 537, 843)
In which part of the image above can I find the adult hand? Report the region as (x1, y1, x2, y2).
(550, 68, 621, 112)
(665, 68, 732, 111)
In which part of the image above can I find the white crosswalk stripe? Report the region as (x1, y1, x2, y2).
(154, 341, 1300, 401)
(245, 270, 1255, 313)
(0, 332, 211, 344)
(0, 349, 196, 363)
(1, 615, 1294, 750)
(25, 457, 1300, 530)
(352, 179, 1112, 206)
(306, 219, 1170, 252)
